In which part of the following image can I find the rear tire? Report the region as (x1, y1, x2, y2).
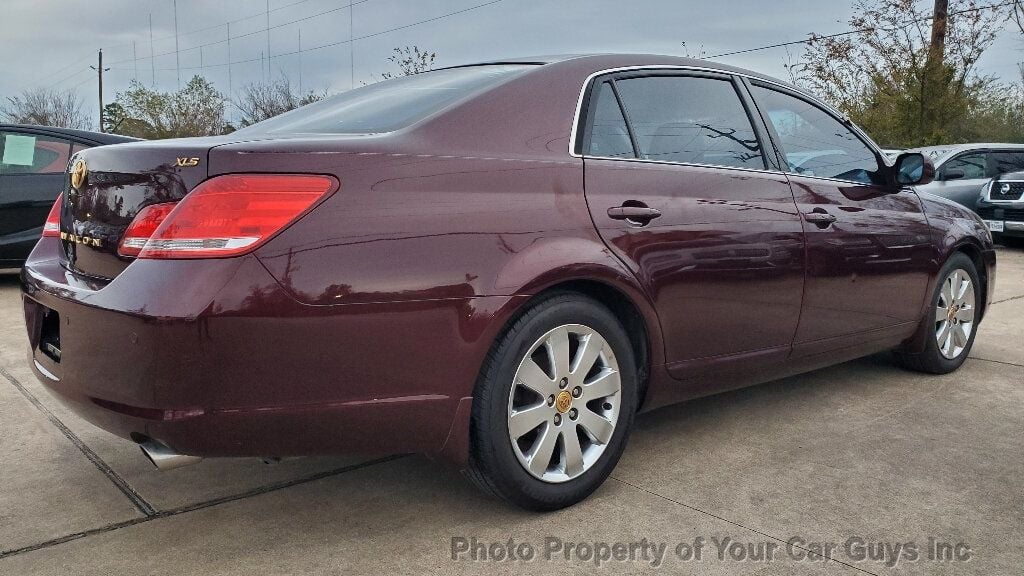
(466, 293, 637, 511)
(895, 253, 980, 374)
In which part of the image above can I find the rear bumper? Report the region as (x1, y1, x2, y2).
(21, 239, 511, 462)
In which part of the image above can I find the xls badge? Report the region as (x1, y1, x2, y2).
(175, 157, 200, 167)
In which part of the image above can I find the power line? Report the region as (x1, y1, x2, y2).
(23, 55, 93, 88)
(111, 0, 506, 73)
(705, 0, 1018, 59)
(101, 0, 313, 52)
(105, 0, 375, 68)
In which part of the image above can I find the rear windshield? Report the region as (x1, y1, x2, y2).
(234, 64, 536, 135)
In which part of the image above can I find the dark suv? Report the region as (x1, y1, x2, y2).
(977, 171, 1024, 247)
(0, 124, 136, 269)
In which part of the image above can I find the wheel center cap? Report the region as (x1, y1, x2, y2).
(947, 306, 956, 323)
(555, 391, 573, 414)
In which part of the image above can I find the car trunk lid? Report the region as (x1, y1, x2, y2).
(60, 139, 217, 279)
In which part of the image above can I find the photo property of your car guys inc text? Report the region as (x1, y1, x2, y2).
(0, 0, 1021, 574)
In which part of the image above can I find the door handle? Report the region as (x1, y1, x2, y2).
(803, 210, 837, 228)
(607, 204, 661, 224)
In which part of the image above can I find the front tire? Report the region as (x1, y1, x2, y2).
(466, 293, 637, 511)
(895, 253, 980, 374)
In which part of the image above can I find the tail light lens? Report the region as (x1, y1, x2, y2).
(42, 194, 63, 237)
(120, 174, 336, 259)
(118, 203, 177, 257)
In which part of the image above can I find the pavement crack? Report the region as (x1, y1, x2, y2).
(990, 293, 1024, 304)
(967, 356, 1024, 368)
(0, 454, 405, 561)
(609, 475, 882, 576)
(0, 366, 157, 517)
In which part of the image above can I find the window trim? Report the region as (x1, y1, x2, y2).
(575, 68, 773, 173)
(745, 80, 888, 187)
(579, 80, 638, 160)
(570, 65, 858, 156)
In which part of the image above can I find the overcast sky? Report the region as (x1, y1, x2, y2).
(2, 0, 1021, 126)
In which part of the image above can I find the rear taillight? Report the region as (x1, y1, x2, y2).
(118, 203, 177, 257)
(120, 174, 336, 259)
(42, 194, 62, 237)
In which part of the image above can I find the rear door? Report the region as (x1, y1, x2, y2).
(746, 82, 933, 356)
(579, 71, 805, 375)
(0, 130, 73, 264)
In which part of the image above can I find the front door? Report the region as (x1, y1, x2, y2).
(579, 72, 805, 375)
(747, 83, 933, 356)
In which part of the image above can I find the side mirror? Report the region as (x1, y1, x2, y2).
(943, 168, 966, 181)
(894, 152, 934, 187)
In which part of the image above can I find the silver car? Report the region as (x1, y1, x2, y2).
(908, 144, 1024, 209)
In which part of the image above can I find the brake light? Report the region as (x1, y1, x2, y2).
(42, 194, 63, 237)
(118, 203, 177, 257)
(132, 174, 336, 259)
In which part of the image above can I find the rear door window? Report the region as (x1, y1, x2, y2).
(583, 81, 635, 158)
(611, 75, 766, 170)
(0, 132, 72, 175)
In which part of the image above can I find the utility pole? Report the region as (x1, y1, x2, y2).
(90, 49, 110, 132)
(173, 0, 181, 88)
(227, 22, 232, 99)
(349, 0, 355, 88)
(149, 13, 155, 86)
(929, 0, 949, 63)
(921, 0, 949, 138)
(266, 0, 272, 80)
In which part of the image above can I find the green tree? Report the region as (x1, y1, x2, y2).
(789, 0, 1020, 146)
(109, 76, 227, 139)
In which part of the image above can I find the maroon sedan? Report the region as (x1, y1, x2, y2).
(21, 55, 995, 510)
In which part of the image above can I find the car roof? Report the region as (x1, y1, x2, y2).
(905, 143, 1024, 164)
(0, 123, 139, 145)
(454, 53, 802, 88)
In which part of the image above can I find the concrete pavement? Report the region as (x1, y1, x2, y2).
(0, 248, 1021, 575)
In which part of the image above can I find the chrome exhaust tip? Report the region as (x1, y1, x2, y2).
(139, 440, 203, 470)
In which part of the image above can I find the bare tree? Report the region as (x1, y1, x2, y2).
(2, 87, 92, 129)
(234, 76, 326, 127)
(381, 46, 437, 79)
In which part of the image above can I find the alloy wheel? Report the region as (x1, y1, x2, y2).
(935, 268, 975, 360)
(506, 324, 621, 483)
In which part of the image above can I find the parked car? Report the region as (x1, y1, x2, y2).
(0, 125, 137, 269)
(977, 171, 1024, 247)
(881, 148, 904, 160)
(907, 143, 1024, 209)
(21, 55, 995, 511)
